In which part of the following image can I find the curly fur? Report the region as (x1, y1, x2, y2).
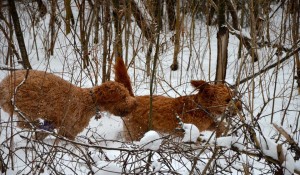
(0, 70, 136, 140)
(114, 57, 242, 141)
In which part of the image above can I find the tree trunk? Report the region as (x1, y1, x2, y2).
(226, 0, 238, 30)
(128, 0, 153, 41)
(166, 0, 176, 30)
(215, 27, 229, 83)
(207, 0, 216, 26)
(48, 0, 57, 57)
(102, 1, 110, 83)
(124, 0, 130, 64)
(215, 0, 228, 83)
(148, 0, 162, 131)
(79, 0, 89, 68)
(291, 0, 300, 93)
(112, 0, 123, 58)
(170, 0, 181, 71)
(64, 0, 74, 35)
(93, 0, 100, 44)
(209, 0, 258, 62)
(36, 0, 47, 18)
(249, 0, 258, 62)
(152, 0, 163, 31)
(146, 43, 153, 76)
(8, 0, 32, 69)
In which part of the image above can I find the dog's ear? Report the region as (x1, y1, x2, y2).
(191, 80, 209, 91)
(191, 80, 215, 96)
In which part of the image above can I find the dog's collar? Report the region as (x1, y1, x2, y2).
(90, 89, 102, 120)
(39, 120, 55, 132)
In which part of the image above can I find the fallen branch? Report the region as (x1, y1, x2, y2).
(273, 124, 300, 160)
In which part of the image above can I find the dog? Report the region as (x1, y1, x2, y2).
(0, 70, 136, 140)
(114, 57, 242, 141)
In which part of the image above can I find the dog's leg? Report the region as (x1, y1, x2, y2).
(123, 120, 148, 141)
(34, 132, 50, 140)
(58, 127, 76, 140)
(16, 115, 54, 140)
(16, 119, 32, 129)
(206, 121, 226, 137)
(34, 120, 55, 140)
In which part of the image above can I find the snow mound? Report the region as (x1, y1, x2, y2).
(216, 136, 237, 148)
(139, 130, 162, 151)
(199, 130, 216, 142)
(182, 123, 200, 143)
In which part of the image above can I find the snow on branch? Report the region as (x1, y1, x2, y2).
(0, 66, 21, 71)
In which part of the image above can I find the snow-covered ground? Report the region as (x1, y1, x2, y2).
(0, 2, 299, 174)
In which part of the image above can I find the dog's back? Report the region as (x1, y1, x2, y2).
(0, 70, 73, 117)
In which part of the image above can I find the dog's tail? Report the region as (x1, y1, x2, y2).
(114, 57, 134, 97)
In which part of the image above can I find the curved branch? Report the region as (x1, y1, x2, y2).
(8, 0, 32, 69)
(235, 45, 300, 87)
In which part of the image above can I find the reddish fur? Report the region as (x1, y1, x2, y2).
(114, 58, 242, 141)
(0, 70, 136, 140)
(114, 57, 134, 96)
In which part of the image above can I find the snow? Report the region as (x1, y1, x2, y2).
(258, 134, 279, 160)
(240, 29, 252, 40)
(295, 160, 300, 173)
(151, 160, 162, 173)
(139, 130, 162, 151)
(182, 123, 200, 143)
(199, 130, 216, 142)
(258, 133, 295, 175)
(216, 136, 237, 148)
(93, 161, 123, 175)
(0, 2, 300, 174)
(282, 150, 295, 175)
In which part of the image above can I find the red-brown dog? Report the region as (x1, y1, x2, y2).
(0, 70, 136, 140)
(114, 57, 242, 141)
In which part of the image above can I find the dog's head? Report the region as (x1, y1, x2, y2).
(191, 80, 242, 116)
(94, 81, 136, 117)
